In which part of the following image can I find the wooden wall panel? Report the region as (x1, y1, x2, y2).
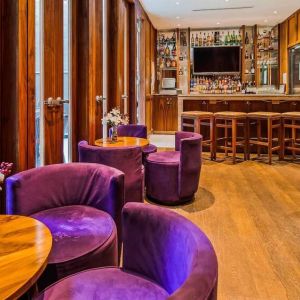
(43, 0, 64, 165)
(0, 0, 35, 212)
(280, 21, 288, 87)
(72, 0, 103, 160)
(288, 14, 297, 46)
(298, 10, 300, 43)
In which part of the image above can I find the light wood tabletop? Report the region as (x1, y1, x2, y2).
(0, 215, 52, 300)
(95, 136, 149, 148)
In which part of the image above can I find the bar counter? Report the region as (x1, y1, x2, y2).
(178, 94, 300, 130)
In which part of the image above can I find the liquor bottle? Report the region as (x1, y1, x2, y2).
(203, 33, 207, 46)
(250, 51, 254, 60)
(191, 34, 195, 47)
(245, 32, 249, 44)
(214, 32, 218, 45)
(232, 31, 236, 45)
(245, 50, 249, 59)
(225, 32, 229, 45)
(172, 31, 176, 43)
(179, 67, 183, 76)
(207, 32, 211, 46)
(195, 34, 199, 47)
(238, 31, 242, 45)
(251, 62, 255, 74)
(211, 32, 214, 45)
(165, 44, 170, 56)
(220, 32, 225, 45)
(172, 43, 176, 56)
(199, 32, 203, 46)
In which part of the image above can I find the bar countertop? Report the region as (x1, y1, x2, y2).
(178, 94, 300, 101)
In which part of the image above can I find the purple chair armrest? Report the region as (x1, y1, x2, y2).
(122, 203, 218, 299)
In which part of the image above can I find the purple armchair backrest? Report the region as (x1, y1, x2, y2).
(117, 125, 148, 139)
(176, 132, 202, 199)
(78, 141, 143, 203)
(122, 203, 218, 300)
(6, 163, 125, 221)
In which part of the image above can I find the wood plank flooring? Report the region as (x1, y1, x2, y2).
(148, 156, 300, 299)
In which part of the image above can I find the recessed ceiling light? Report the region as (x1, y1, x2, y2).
(273, 10, 278, 14)
(177, 24, 181, 27)
(264, 19, 268, 23)
(176, 16, 180, 19)
(216, 22, 220, 25)
(176, 1, 180, 5)
(225, 0, 229, 2)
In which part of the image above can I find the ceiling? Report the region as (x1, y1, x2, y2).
(139, 0, 300, 29)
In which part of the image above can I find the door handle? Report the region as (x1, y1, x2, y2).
(96, 95, 106, 103)
(122, 95, 128, 100)
(44, 97, 69, 107)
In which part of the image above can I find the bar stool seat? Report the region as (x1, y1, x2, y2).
(282, 111, 300, 118)
(248, 111, 282, 164)
(181, 111, 214, 118)
(282, 112, 300, 160)
(181, 111, 215, 160)
(214, 111, 247, 118)
(248, 112, 281, 118)
(214, 111, 248, 164)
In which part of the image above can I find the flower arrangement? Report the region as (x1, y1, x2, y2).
(102, 107, 129, 142)
(102, 107, 129, 128)
(0, 162, 13, 191)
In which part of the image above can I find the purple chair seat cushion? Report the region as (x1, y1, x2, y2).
(36, 267, 169, 300)
(142, 144, 158, 155)
(31, 205, 115, 264)
(146, 151, 180, 165)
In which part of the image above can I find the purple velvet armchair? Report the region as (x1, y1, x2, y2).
(78, 141, 144, 203)
(114, 124, 157, 157)
(6, 163, 125, 288)
(145, 131, 202, 205)
(36, 203, 218, 300)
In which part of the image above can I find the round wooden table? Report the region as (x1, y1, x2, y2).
(0, 215, 52, 299)
(95, 136, 149, 148)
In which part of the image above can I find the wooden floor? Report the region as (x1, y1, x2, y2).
(150, 155, 300, 299)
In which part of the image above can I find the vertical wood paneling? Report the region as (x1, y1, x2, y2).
(27, 0, 35, 169)
(71, 0, 103, 159)
(280, 21, 288, 88)
(43, 0, 64, 165)
(288, 14, 297, 46)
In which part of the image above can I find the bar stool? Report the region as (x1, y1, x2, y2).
(247, 112, 282, 164)
(282, 112, 300, 160)
(214, 111, 248, 164)
(181, 111, 215, 160)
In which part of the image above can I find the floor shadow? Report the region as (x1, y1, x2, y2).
(145, 187, 215, 213)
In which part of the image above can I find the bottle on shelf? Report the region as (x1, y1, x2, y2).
(251, 61, 255, 74)
(165, 44, 170, 56)
(207, 32, 211, 46)
(203, 33, 207, 46)
(172, 43, 176, 56)
(245, 32, 249, 44)
(211, 32, 214, 46)
(195, 33, 199, 47)
(172, 31, 176, 43)
(238, 31, 242, 45)
(245, 50, 249, 59)
(191, 34, 195, 48)
(199, 32, 203, 46)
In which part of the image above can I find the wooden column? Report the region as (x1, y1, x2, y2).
(71, 0, 103, 160)
(0, 0, 35, 212)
